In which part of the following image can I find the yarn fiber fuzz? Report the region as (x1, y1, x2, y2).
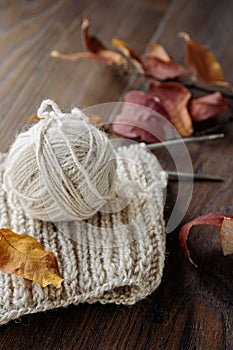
(0, 141, 167, 325)
(4, 100, 117, 222)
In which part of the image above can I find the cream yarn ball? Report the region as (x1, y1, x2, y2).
(4, 100, 117, 222)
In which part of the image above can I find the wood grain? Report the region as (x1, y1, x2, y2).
(0, 0, 233, 349)
(0, 0, 169, 152)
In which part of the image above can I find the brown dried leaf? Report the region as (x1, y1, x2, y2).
(51, 19, 127, 69)
(112, 38, 141, 62)
(179, 213, 233, 267)
(179, 32, 231, 86)
(143, 43, 187, 80)
(113, 90, 169, 143)
(149, 81, 193, 136)
(112, 38, 144, 73)
(0, 228, 63, 288)
(189, 92, 228, 122)
(220, 218, 233, 256)
(81, 18, 106, 53)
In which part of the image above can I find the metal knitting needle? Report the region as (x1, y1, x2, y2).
(167, 171, 223, 182)
(110, 133, 224, 181)
(146, 133, 224, 181)
(147, 133, 225, 150)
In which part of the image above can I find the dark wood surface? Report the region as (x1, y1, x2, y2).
(0, 0, 233, 349)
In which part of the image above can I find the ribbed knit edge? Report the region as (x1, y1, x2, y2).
(0, 145, 167, 325)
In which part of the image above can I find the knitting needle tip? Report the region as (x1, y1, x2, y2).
(167, 171, 224, 182)
(147, 133, 225, 150)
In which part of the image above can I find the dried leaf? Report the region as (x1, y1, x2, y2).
(51, 49, 126, 67)
(179, 213, 233, 267)
(113, 90, 169, 143)
(51, 19, 127, 69)
(143, 43, 187, 80)
(189, 92, 228, 122)
(112, 38, 142, 62)
(25, 114, 40, 122)
(81, 18, 106, 53)
(179, 32, 231, 87)
(220, 218, 233, 256)
(51, 50, 96, 62)
(0, 228, 63, 288)
(112, 38, 144, 73)
(97, 50, 127, 66)
(149, 81, 193, 136)
(143, 57, 187, 81)
(146, 43, 171, 62)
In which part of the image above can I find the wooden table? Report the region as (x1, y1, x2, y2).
(0, 0, 232, 349)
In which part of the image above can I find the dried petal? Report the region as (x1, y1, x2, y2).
(189, 92, 228, 122)
(143, 43, 187, 80)
(0, 228, 63, 288)
(113, 90, 169, 143)
(179, 213, 233, 266)
(179, 32, 231, 86)
(149, 81, 193, 136)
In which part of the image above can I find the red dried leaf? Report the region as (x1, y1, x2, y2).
(179, 32, 231, 87)
(189, 92, 228, 122)
(113, 123, 159, 143)
(113, 90, 169, 143)
(146, 43, 171, 62)
(81, 18, 106, 53)
(149, 81, 193, 136)
(179, 213, 233, 267)
(143, 57, 187, 80)
(112, 38, 144, 73)
(143, 43, 187, 80)
(123, 90, 170, 118)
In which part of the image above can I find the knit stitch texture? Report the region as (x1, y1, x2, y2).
(0, 144, 167, 325)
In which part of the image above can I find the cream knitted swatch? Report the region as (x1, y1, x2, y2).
(0, 144, 167, 326)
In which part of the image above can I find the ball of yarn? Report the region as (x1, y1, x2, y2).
(4, 100, 117, 222)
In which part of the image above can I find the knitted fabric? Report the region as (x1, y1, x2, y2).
(0, 144, 167, 326)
